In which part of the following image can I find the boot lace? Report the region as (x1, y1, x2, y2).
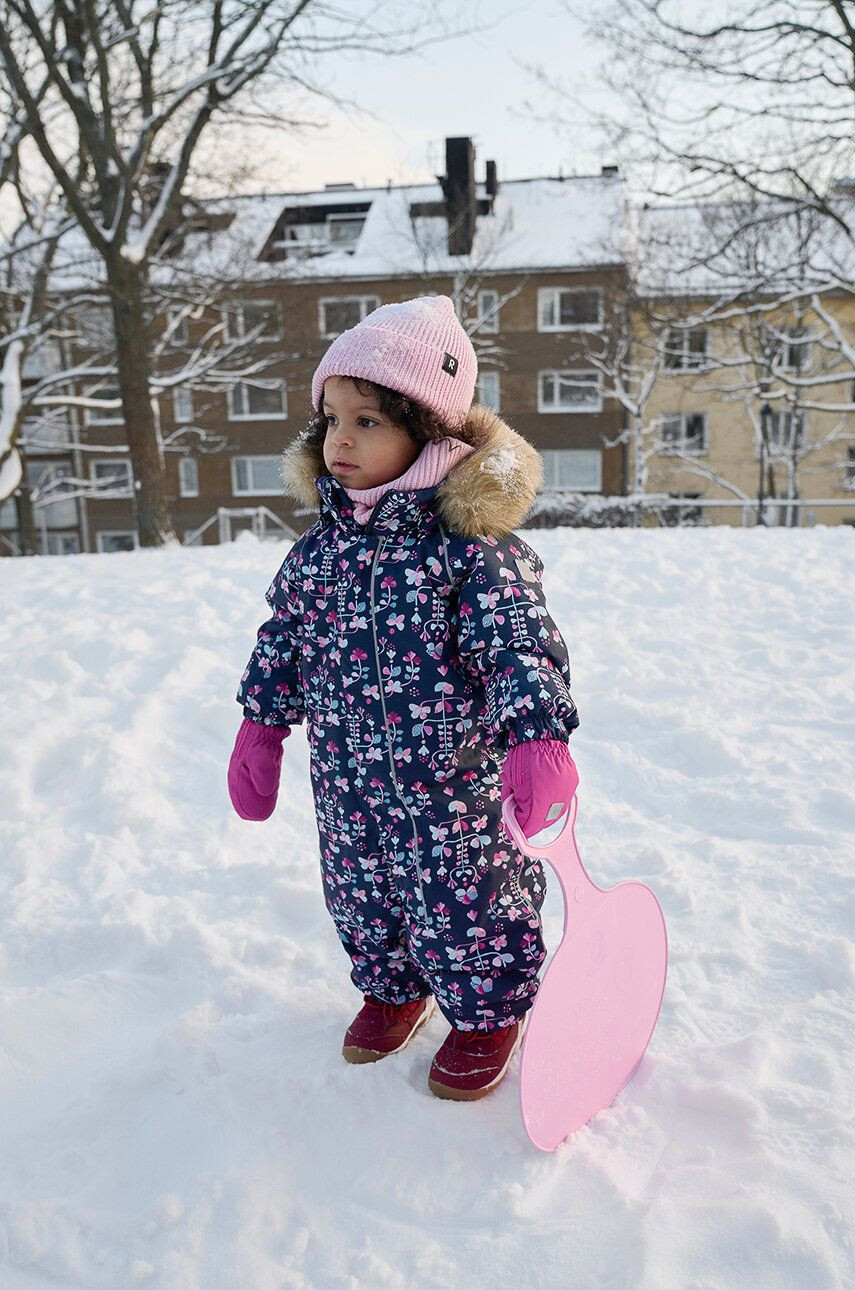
(456, 1024, 511, 1048)
(363, 993, 421, 1023)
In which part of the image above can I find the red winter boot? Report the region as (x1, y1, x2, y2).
(428, 1016, 527, 1100)
(342, 993, 435, 1064)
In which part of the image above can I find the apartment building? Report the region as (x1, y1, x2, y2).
(632, 197, 855, 527)
(1, 137, 628, 554)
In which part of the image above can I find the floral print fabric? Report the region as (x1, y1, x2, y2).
(237, 473, 580, 1030)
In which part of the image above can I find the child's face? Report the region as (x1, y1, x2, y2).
(321, 375, 422, 489)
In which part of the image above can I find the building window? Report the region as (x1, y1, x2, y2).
(538, 370, 602, 412)
(227, 380, 287, 420)
(84, 385, 124, 425)
(223, 300, 282, 342)
(28, 461, 77, 526)
(660, 412, 708, 455)
(232, 455, 282, 496)
(38, 532, 81, 556)
(166, 306, 189, 345)
(172, 385, 194, 423)
(22, 339, 62, 379)
(661, 493, 704, 526)
(476, 370, 500, 411)
(318, 295, 379, 339)
(845, 445, 855, 489)
(476, 289, 500, 334)
(769, 410, 805, 449)
(778, 326, 811, 372)
(664, 328, 709, 370)
(96, 531, 137, 553)
(178, 457, 199, 498)
(539, 449, 603, 492)
(75, 304, 115, 349)
(538, 287, 602, 331)
(90, 458, 134, 495)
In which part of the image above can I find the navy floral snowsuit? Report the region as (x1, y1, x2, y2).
(237, 472, 580, 1032)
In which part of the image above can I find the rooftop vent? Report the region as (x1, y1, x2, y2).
(325, 182, 357, 190)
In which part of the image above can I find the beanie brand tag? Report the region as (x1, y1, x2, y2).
(441, 351, 458, 377)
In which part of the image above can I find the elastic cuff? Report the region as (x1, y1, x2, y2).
(237, 717, 289, 747)
(505, 709, 579, 748)
(506, 724, 564, 749)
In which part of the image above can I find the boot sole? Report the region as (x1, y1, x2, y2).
(342, 997, 435, 1064)
(427, 1013, 528, 1101)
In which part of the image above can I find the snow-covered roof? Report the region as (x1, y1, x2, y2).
(634, 195, 855, 298)
(189, 175, 626, 281)
(43, 173, 627, 292)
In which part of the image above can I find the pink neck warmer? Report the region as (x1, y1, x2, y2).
(343, 437, 475, 524)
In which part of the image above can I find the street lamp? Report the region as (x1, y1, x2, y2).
(758, 400, 773, 526)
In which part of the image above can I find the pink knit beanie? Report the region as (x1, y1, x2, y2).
(311, 295, 478, 431)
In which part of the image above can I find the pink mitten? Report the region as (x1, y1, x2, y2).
(228, 719, 290, 821)
(501, 738, 579, 840)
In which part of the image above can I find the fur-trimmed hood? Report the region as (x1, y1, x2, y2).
(279, 404, 544, 539)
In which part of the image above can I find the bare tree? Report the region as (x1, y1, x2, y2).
(0, 0, 483, 546)
(1, 202, 305, 553)
(543, 0, 855, 245)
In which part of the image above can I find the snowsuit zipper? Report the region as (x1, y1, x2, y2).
(368, 537, 430, 925)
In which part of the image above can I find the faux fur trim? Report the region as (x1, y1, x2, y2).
(279, 404, 543, 539)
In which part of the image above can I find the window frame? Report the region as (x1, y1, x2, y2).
(178, 456, 199, 498)
(537, 286, 603, 332)
(539, 447, 603, 492)
(172, 384, 194, 423)
(659, 411, 709, 456)
(845, 445, 855, 490)
(75, 303, 115, 350)
(96, 530, 138, 553)
(768, 409, 806, 450)
(166, 305, 189, 346)
(226, 379, 287, 422)
(84, 385, 124, 426)
(663, 327, 709, 371)
(39, 531, 81, 556)
(222, 299, 283, 343)
(476, 369, 501, 411)
(476, 289, 500, 334)
(777, 326, 812, 373)
(317, 294, 380, 339)
(661, 492, 705, 526)
(231, 454, 283, 497)
(89, 457, 134, 496)
(538, 369, 603, 413)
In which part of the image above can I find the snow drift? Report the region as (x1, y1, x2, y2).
(0, 526, 852, 1289)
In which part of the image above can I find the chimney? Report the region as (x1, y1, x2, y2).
(485, 159, 498, 199)
(601, 165, 619, 178)
(441, 136, 476, 256)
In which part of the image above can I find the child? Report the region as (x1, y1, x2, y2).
(228, 296, 580, 1102)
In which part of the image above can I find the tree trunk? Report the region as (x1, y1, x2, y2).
(106, 255, 176, 547)
(14, 479, 38, 556)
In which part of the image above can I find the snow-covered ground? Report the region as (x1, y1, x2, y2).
(0, 526, 852, 1290)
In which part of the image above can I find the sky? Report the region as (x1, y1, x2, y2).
(191, 1, 606, 199)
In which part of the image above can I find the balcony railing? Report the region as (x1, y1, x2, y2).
(182, 505, 299, 547)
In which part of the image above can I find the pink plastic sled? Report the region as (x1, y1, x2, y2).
(501, 790, 668, 1152)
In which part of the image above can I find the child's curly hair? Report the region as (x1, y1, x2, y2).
(303, 376, 489, 454)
